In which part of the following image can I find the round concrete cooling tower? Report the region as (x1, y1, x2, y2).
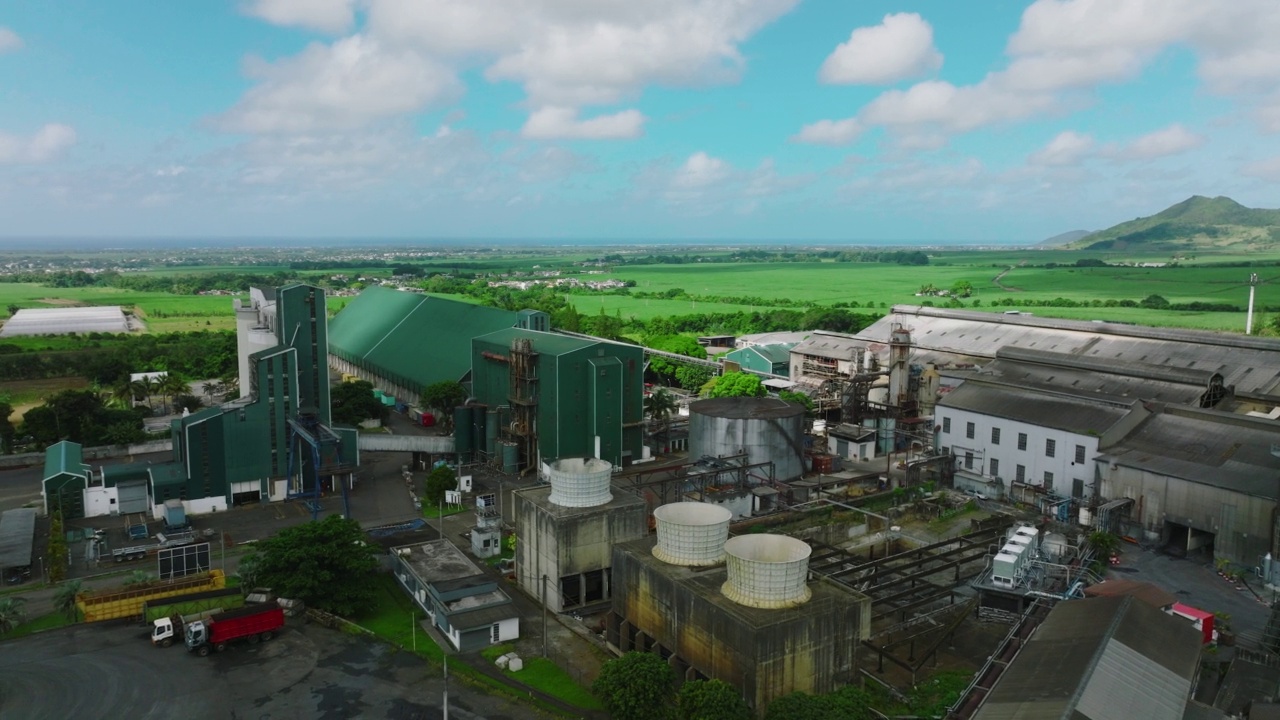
(688, 397, 807, 482)
(652, 502, 732, 566)
(546, 457, 613, 508)
(721, 534, 812, 609)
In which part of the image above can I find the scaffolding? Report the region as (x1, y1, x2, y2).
(286, 411, 354, 520)
(507, 338, 539, 475)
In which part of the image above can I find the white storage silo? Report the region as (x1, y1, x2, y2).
(544, 457, 613, 508)
(689, 398, 807, 482)
(652, 502, 732, 566)
(721, 534, 812, 609)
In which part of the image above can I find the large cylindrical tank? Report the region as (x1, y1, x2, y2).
(545, 457, 612, 507)
(652, 502, 732, 566)
(688, 398, 806, 481)
(453, 407, 474, 455)
(721, 534, 812, 609)
(1041, 532, 1069, 562)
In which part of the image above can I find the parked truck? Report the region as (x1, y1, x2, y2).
(111, 530, 196, 563)
(152, 607, 225, 647)
(145, 587, 244, 640)
(185, 603, 285, 656)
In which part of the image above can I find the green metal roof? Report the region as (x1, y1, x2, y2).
(329, 287, 520, 390)
(43, 441, 89, 481)
(727, 343, 794, 365)
(473, 327, 601, 356)
(149, 462, 188, 488)
(102, 462, 152, 484)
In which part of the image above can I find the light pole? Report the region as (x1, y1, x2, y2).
(541, 574, 549, 658)
(443, 652, 450, 720)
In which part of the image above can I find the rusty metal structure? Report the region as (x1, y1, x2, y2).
(507, 337, 539, 474)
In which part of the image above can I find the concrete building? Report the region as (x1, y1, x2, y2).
(513, 458, 647, 612)
(788, 332, 873, 386)
(327, 287, 543, 406)
(723, 343, 795, 377)
(608, 504, 871, 713)
(390, 539, 519, 652)
(42, 284, 358, 520)
(471, 327, 645, 470)
(972, 595, 1202, 720)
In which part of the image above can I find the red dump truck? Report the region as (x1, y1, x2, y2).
(185, 603, 285, 656)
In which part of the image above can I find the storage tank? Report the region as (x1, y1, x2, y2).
(652, 502, 732, 566)
(1040, 532, 1070, 563)
(545, 457, 613, 508)
(721, 534, 812, 609)
(689, 398, 806, 481)
(500, 441, 519, 474)
(453, 407, 473, 456)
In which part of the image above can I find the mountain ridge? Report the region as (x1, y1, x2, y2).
(1069, 196, 1280, 251)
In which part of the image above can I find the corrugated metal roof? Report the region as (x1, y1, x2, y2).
(0, 508, 36, 570)
(940, 380, 1134, 435)
(43, 440, 89, 481)
(726, 343, 794, 366)
(0, 306, 129, 337)
(975, 596, 1201, 720)
(1097, 405, 1280, 499)
(474, 326, 597, 356)
(329, 288, 519, 389)
(861, 306, 1280, 399)
(791, 334, 866, 361)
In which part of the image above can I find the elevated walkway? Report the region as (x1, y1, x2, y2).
(357, 434, 456, 453)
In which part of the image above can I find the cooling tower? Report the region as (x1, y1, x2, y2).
(545, 457, 613, 508)
(721, 534, 812, 609)
(652, 502, 732, 566)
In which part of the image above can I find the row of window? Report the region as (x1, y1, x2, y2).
(942, 417, 1087, 463)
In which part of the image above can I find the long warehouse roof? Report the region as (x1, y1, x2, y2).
(328, 287, 519, 390)
(860, 305, 1280, 399)
(0, 508, 36, 570)
(0, 306, 130, 337)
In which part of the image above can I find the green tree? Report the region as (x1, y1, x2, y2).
(53, 580, 82, 621)
(420, 381, 468, 429)
(1088, 530, 1120, 558)
(423, 464, 458, 509)
(201, 381, 219, 404)
(646, 335, 708, 385)
(593, 651, 676, 720)
(677, 679, 751, 720)
(703, 372, 766, 398)
(0, 596, 26, 634)
(159, 372, 189, 412)
(0, 400, 13, 454)
(234, 553, 261, 590)
(5, 304, 19, 317)
(778, 390, 814, 411)
(330, 379, 388, 426)
(951, 280, 975, 298)
(239, 515, 379, 616)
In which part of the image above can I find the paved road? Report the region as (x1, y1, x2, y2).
(0, 620, 529, 720)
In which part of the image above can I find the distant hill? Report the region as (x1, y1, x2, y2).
(1069, 196, 1280, 251)
(1037, 230, 1092, 247)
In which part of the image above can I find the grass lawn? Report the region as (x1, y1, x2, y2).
(421, 505, 469, 520)
(352, 575, 600, 711)
(0, 376, 89, 421)
(0, 611, 75, 641)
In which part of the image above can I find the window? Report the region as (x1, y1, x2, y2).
(1043, 471, 1054, 488)
(1015, 464, 1026, 482)
(1017, 433, 1027, 451)
(989, 458, 1000, 477)
(1072, 478, 1085, 498)
(1045, 438, 1056, 458)
(991, 427, 1001, 445)
(1075, 444, 1086, 464)
(966, 422, 975, 439)
(964, 451, 974, 470)
(942, 417, 951, 433)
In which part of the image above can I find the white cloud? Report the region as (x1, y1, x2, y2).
(1241, 156, 1280, 181)
(671, 152, 730, 190)
(819, 13, 942, 85)
(0, 124, 77, 164)
(242, 0, 358, 34)
(521, 106, 645, 140)
(1116, 124, 1204, 160)
(214, 35, 460, 134)
(1029, 131, 1094, 166)
(792, 118, 863, 146)
(804, 0, 1280, 141)
(0, 27, 22, 54)
(228, 0, 798, 137)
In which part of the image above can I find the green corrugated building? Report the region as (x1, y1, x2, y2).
(470, 327, 644, 469)
(42, 441, 92, 519)
(328, 287, 547, 404)
(42, 283, 358, 520)
(723, 342, 796, 377)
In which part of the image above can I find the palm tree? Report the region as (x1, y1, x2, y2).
(0, 596, 27, 634)
(144, 376, 163, 412)
(219, 374, 240, 400)
(644, 388, 678, 452)
(107, 379, 135, 410)
(201, 381, 219, 404)
(123, 570, 154, 588)
(160, 373, 189, 413)
(53, 580, 81, 622)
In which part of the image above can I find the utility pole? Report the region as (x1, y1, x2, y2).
(439, 498, 445, 540)
(443, 652, 450, 720)
(1248, 273, 1260, 335)
(542, 574, 549, 658)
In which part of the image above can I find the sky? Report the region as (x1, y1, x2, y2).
(2, 0, 1280, 244)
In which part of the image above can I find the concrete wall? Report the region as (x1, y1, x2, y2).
(84, 485, 118, 517)
(514, 486, 647, 612)
(610, 540, 869, 712)
(937, 407, 1100, 499)
(1101, 465, 1274, 565)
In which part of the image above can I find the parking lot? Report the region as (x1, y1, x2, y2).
(0, 619, 531, 720)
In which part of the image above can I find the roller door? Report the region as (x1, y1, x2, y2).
(117, 481, 150, 515)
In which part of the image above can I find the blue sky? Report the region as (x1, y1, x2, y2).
(1, 0, 1279, 243)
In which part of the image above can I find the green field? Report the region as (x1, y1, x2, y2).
(567, 294, 790, 321)
(0, 283, 244, 333)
